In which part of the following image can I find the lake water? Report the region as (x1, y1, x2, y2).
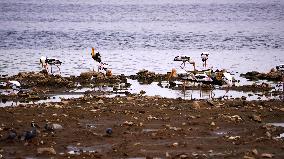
(0, 0, 283, 76)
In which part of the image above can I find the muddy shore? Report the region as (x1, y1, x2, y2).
(0, 96, 284, 158)
(0, 70, 283, 158)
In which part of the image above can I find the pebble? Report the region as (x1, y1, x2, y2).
(265, 131, 272, 138)
(243, 156, 255, 159)
(37, 147, 56, 155)
(172, 142, 179, 147)
(97, 99, 104, 104)
(261, 153, 274, 158)
(252, 115, 262, 122)
(252, 149, 258, 155)
(192, 101, 201, 109)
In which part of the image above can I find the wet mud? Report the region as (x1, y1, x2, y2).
(0, 96, 284, 158)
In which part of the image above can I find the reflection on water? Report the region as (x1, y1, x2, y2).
(0, 78, 281, 107)
(0, 94, 83, 107)
(127, 79, 279, 101)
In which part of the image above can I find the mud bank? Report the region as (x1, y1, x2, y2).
(0, 96, 284, 158)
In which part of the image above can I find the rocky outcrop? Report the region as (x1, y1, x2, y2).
(241, 69, 283, 81)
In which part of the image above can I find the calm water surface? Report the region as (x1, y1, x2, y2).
(0, 0, 283, 76)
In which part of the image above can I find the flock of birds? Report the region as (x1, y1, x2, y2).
(1, 122, 113, 143)
(1, 122, 60, 142)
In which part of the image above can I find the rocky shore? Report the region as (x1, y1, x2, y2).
(0, 70, 283, 158)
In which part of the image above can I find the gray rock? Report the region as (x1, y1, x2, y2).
(52, 124, 63, 130)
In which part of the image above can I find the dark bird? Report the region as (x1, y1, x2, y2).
(20, 122, 38, 141)
(106, 128, 113, 136)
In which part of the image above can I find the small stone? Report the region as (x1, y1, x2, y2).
(166, 152, 170, 158)
(97, 99, 104, 104)
(52, 124, 63, 130)
(252, 115, 262, 122)
(192, 101, 201, 109)
(252, 149, 258, 155)
(54, 105, 62, 108)
(265, 132, 272, 138)
(37, 147, 56, 155)
(61, 101, 69, 105)
(126, 97, 134, 100)
(243, 156, 255, 159)
(172, 142, 179, 147)
(123, 121, 134, 126)
(261, 153, 274, 158)
(180, 154, 188, 158)
(210, 122, 216, 126)
(228, 136, 240, 140)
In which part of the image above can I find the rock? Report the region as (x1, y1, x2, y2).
(252, 115, 262, 122)
(172, 142, 179, 147)
(252, 149, 258, 155)
(52, 124, 63, 130)
(123, 121, 134, 126)
(192, 101, 201, 109)
(37, 147, 56, 155)
(279, 108, 284, 112)
(231, 115, 242, 122)
(210, 122, 216, 126)
(265, 131, 272, 138)
(270, 68, 277, 72)
(79, 71, 95, 79)
(243, 156, 255, 159)
(97, 99, 104, 104)
(179, 154, 188, 158)
(261, 153, 274, 158)
(126, 97, 134, 101)
(228, 136, 240, 140)
(166, 152, 170, 158)
(54, 105, 62, 109)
